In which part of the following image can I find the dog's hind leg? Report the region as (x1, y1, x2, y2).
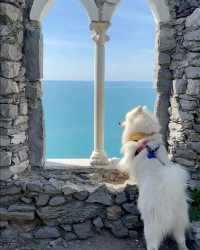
(144, 223, 162, 250)
(173, 227, 189, 250)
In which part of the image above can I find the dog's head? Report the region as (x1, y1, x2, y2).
(120, 106, 161, 144)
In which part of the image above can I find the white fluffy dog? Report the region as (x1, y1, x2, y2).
(118, 106, 189, 250)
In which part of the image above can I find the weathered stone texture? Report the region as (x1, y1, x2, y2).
(0, 0, 199, 188)
(0, 0, 29, 178)
(157, 2, 200, 182)
(24, 22, 43, 82)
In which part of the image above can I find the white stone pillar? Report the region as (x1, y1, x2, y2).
(90, 21, 109, 165)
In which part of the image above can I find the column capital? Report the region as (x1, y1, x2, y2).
(90, 21, 110, 44)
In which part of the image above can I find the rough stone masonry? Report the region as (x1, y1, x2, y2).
(0, 0, 199, 184)
(0, 0, 200, 247)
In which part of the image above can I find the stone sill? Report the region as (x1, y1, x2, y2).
(45, 158, 120, 170)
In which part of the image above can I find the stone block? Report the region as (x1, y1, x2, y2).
(156, 66, 172, 80)
(10, 160, 29, 174)
(0, 3, 22, 21)
(25, 25, 43, 81)
(20, 197, 32, 204)
(73, 191, 89, 201)
(0, 77, 19, 95)
(0, 135, 10, 147)
(34, 226, 60, 239)
(28, 100, 44, 167)
(26, 83, 42, 100)
(0, 185, 21, 195)
(194, 124, 200, 133)
(186, 8, 200, 27)
(105, 219, 129, 238)
(86, 185, 113, 205)
(0, 228, 18, 240)
(191, 142, 200, 153)
(187, 52, 200, 66)
(49, 196, 66, 206)
(129, 230, 138, 239)
(106, 206, 122, 220)
(187, 79, 200, 95)
(60, 224, 72, 232)
(19, 102, 28, 115)
(0, 208, 35, 221)
(0, 151, 12, 167)
(0, 62, 21, 79)
(93, 217, 104, 230)
(156, 79, 171, 94)
(0, 44, 22, 61)
(18, 148, 28, 161)
(184, 30, 200, 41)
(0, 167, 12, 180)
(37, 201, 104, 225)
(122, 203, 139, 215)
(185, 67, 200, 78)
(11, 132, 26, 144)
(180, 99, 197, 110)
(0, 104, 18, 118)
(115, 191, 127, 204)
(8, 204, 35, 212)
(0, 25, 10, 36)
(64, 232, 77, 241)
(73, 221, 94, 239)
(0, 118, 12, 128)
(125, 185, 138, 201)
(26, 180, 44, 193)
(13, 116, 28, 126)
(173, 79, 187, 95)
(158, 28, 176, 52)
(183, 41, 200, 52)
(158, 53, 171, 65)
(122, 214, 139, 229)
(36, 194, 50, 206)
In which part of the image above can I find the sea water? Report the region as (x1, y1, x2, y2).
(43, 81, 156, 158)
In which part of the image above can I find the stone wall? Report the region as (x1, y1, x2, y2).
(0, 1, 200, 184)
(155, 0, 200, 187)
(0, 0, 200, 247)
(0, 0, 44, 180)
(0, 169, 199, 248)
(0, 169, 143, 244)
(0, 0, 30, 180)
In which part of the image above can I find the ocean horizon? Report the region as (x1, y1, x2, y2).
(43, 81, 156, 159)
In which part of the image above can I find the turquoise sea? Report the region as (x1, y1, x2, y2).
(43, 81, 156, 159)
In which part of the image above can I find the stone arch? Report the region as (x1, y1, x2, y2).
(30, 0, 55, 21)
(146, 0, 171, 24)
(30, 0, 171, 24)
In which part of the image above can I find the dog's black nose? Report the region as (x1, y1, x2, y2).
(118, 122, 121, 126)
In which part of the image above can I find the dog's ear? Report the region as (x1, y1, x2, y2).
(142, 106, 148, 111)
(136, 106, 143, 113)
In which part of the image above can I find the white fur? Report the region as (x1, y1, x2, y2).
(118, 106, 190, 250)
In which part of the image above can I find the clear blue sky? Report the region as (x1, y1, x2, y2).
(43, 0, 155, 81)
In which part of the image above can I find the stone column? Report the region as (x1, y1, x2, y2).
(24, 20, 44, 168)
(90, 22, 109, 166)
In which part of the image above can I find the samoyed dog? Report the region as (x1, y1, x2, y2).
(118, 106, 190, 250)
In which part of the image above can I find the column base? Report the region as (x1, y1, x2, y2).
(90, 150, 109, 166)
